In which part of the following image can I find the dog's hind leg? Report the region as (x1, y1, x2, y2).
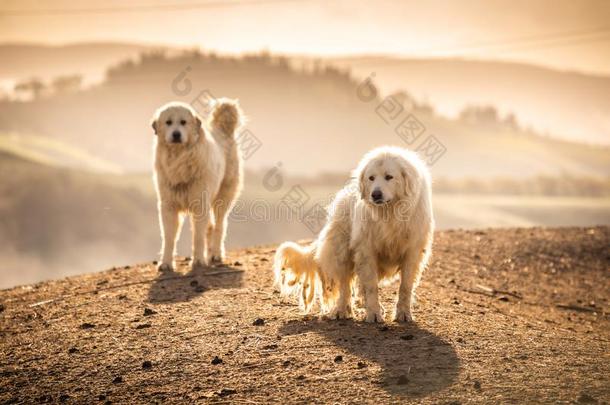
(159, 206, 180, 271)
(207, 194, 233, 263)
(190, 199, 211, 269)
(327, 277, 353, 319)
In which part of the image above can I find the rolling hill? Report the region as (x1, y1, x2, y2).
(0, 50, 608, 178)
(328, 56, 610, 145)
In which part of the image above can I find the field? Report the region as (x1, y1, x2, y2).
(0, 227, 608, 403)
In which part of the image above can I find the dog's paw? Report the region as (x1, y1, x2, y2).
(364, 310, 384, 323)
(209, 255, 224, 265)
(157, 263, 173, 272)
(190, 259, 207, 271)
(327, 306, 353, 320)
(393, 308, 414, 323)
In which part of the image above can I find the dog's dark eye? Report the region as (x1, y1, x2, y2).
(165, 120, 172, 126)
(180, 119, 187, 125)
(385, 175, 393, 181)
(368, 176, 375, 181)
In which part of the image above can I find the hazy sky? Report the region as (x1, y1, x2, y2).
(1, 0, 610, 75)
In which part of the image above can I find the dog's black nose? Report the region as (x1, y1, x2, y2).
(172, 131, 181, 142)
(371, 189, 383, 203)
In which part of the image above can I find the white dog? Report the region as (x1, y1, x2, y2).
(274, 146, 434, 322)
(151, 99, 243, 271)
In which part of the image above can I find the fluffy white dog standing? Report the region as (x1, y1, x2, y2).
(151, 99, 243, 271)
(275, 146, 434, 322)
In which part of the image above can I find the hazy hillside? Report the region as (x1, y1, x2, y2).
(1, 142, 608, 288)
(0, 146, 304, 288)
(328, 56, 610, 146)
(0, 50, 608, 178)
(0, 150, 157, 288)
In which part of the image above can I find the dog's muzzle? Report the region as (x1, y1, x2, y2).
(371, 189, 384, 204)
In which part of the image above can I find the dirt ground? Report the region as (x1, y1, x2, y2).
(0, 227, 608, 404)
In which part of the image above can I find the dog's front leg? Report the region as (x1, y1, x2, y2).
(190, 198, 211, 270)
(159, 205, 180, 271)
(354, 247, 383, 323)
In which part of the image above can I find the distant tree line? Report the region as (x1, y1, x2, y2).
(13, 74, 83, 101)
(434, 175, 610, 197)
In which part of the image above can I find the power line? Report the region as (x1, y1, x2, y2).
(342, 26, 610, 64)
(428, 26, 610, 53)
(482, 32, 610, 54)
(0, 0, 308, 16)
(421, 26, 610, 55)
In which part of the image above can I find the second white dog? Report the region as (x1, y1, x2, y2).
(274, 146, 434, 322)
(151, 99, 243, 271)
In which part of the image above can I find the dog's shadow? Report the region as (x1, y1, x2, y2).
(279, 318, 459, 397)
(147, 259, 244, 304)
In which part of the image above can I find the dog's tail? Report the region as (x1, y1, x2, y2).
(210, 98, 244, 137)
(274, 241, 323, 312)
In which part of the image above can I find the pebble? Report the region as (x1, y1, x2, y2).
(135, 323, 152, 329)
(112, 376, 123, 384)
(357, 362, 367, 369)
(473, 380, 481, 390)
(233, 261, 243, 266)
(0, 304, 4, 312)
(68, 347, 78, 354)
(252, 318, 265, 326)
(400, 334, 414, 341)
(142, 361, 152, 369)
(80, 323, 95, 329)
(334, 355, 343, 363)
(211, 356, 223, 365)
(578, 393, 597, 403)
(194, 286, 206, 293)
(218, 388, 236, 397)
(143, 308, 157, 316)
(397, 375, 409, 385)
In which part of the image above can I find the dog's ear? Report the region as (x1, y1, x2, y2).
(151, 116, 158, 135)
(400, 163, 418, 198)
(358, 165, 368, 201)
(195, 115, 205, 141)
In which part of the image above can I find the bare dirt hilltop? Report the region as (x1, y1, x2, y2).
(1, 227, 609, 404)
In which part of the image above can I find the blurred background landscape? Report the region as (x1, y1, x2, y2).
(0, 0, 609, 288)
